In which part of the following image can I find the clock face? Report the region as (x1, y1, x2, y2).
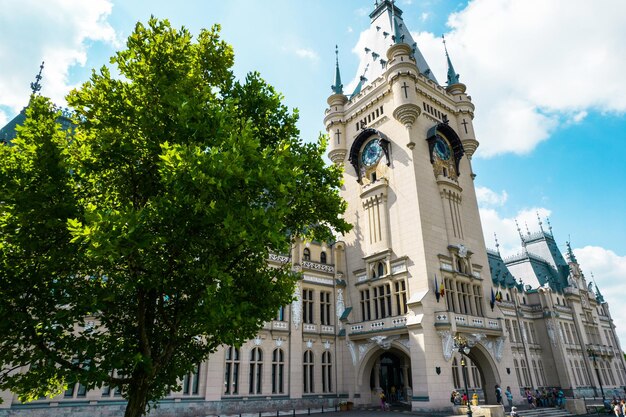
(434, 136, 451, 160)
(361, 139, 383, 167)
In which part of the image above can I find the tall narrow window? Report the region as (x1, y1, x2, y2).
(303, 350, 314, 394)
(224, 347, 240, 395)
(373, 284, 391, 319)
(320, 252, 327, 264)
(272, 348, 284, 394)
(360, 290, 371, 321)
(183, 363, 200, 395)
(276, 305, 285, 321)
(322, 351, 332, 393)
(320, 291, 331, 325)
(303, 248, 311, 261)
(444, 277, 456, 313)
(514, 359, 522, 388)
(303, 289, 314, 324)
(249, 347, 263, 394)
(452, 358, 460, 389)
(395, 280, 407, 315)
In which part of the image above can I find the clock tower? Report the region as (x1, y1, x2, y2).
(325, 0, 513, 410)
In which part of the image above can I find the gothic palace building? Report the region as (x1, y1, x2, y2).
(1, 1, 625, 415)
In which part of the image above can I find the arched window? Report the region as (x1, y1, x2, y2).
(249, 347, 263, 394)
(532, 360, 540, 387)
(320, 252, 327, 264)
(224, 347, 240, 394)
(272, 348, 284, 394)
(377, 262, 385, 278)
(322, 351, 332, 393)
(303, 350, 314, 393)
(506, 292, 510, 301)
(303, 248, 311, 261)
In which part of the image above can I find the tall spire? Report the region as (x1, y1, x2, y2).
(442, 35, 460, 86)
(331, 45, 344, 95)
(30, 61, 45, 95)
(565, 241, 578, 264)
(494, 232, 501, 255)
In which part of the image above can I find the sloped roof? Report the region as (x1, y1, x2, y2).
(0, 109, 26, 144)
(350, 0, 438, 95)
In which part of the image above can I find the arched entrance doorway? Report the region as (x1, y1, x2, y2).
(450, 343, 501, 405)
(359, 346, 412, 408)
(371, 352, 411, 403)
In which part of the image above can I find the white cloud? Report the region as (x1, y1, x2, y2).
(412, 0, 626, 156)
(420, 12, 430, 22)
(354, 7, 370, 17)
(347, 26, 354, 34)
(295, 48, 319, 62)
(0, 0, 117, 113)
(476, 186, 508, 207)
(574, 246, 626, 351)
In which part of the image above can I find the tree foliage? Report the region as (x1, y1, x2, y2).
(0, 18, 349, 417)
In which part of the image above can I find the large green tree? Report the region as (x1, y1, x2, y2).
(0, 19, 350, 417)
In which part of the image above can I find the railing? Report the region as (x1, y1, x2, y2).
(349, 316, 408, 334)
(302, 260, 335, 274)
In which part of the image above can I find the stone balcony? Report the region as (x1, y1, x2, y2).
(348, 315, 407, 337)
(435, 311, 502, 335)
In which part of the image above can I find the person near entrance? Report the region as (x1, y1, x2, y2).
(495, 384, 503, 405)
(505, 386, 514, 410)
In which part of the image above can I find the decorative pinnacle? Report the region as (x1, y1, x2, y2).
(351, 63, 369, 97)
(494, 232, 501, 255)
(524, 221, 530, 236)
(537, 211, 544, 233)
(546, 217, 553, 235)
(30, 61, 45, 94)
(565, 241, 578, 264)
(515, 219, 526, 249)
(331, 45, 343, 95)
(442, 35, 460, 86)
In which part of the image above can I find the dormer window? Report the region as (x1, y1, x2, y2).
(303, 248, 311, 261)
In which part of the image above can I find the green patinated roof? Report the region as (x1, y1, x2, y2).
(487, 249, 517, 288)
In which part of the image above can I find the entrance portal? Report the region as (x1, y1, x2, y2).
(369, 351, 412, 404)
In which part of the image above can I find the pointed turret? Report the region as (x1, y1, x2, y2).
(594, 282, 605, 303)
(565, 241, 578, 264)
(331, 45, 343, 95)
(442, 35, 460, 86)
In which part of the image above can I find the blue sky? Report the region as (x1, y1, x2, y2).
(1, 0, 626, 347)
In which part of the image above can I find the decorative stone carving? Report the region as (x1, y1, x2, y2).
(467, 333, 486, 347)
(358, 342, 373, 362)
(546, 319, 557, 346)
(458, 244, 468, 258)
(336, 288, 345, 319)
(399, 338, 411, 350)
(438, 330, 454, 362)
(275, 337, 284, 347)
(254, 335, 262, 346)
(495, 336, 506, 362)
(347, 341, 357, 366)
(324, 340, 331, 350)
(306, 339, 314, 348)
(370, 335, 399, 350)
(292, 283, 302, 329)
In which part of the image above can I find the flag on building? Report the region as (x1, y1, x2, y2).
(434, 275, 440, 302)
(490, 287, 496, 310)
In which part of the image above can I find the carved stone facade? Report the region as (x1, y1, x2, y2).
(1, 1, 624, 415)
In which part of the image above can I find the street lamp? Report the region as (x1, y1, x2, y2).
(455, 334, 473, 417)
(587, 347, 606, 403)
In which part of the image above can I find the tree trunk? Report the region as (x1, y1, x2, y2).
(124, 376, 151, 417)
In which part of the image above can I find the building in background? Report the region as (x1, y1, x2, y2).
(1, 1, 624, 414)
